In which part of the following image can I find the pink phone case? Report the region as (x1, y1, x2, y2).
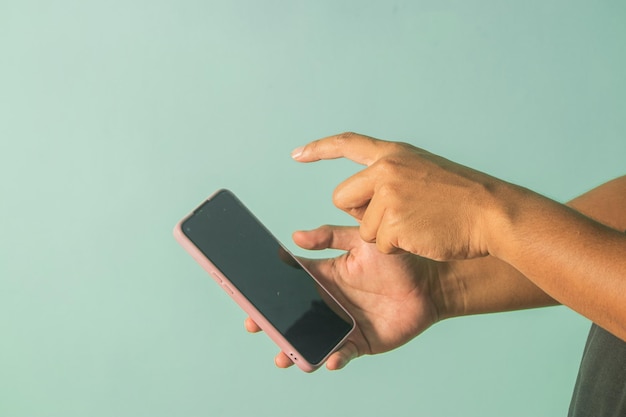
(173, 192, 355, 372)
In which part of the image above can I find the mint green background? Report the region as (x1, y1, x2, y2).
(1, 1, 625, 416)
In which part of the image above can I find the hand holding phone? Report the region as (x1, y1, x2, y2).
(246, 224, 444, 371)
(174, 190, 355, 372)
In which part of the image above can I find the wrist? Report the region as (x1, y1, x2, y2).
(430, 260, 467, 321)
(479, 180, 536, 261)
(433, 255, 560, 321)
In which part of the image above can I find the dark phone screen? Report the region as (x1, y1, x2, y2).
(181, 190, 353, 365)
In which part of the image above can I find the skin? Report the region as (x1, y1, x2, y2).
(247, 132, 626, 370)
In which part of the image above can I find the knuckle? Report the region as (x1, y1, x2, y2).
(380, 140, 412, 155)
(306, 139, 322, 154)
(374, 184, 402, 210)
(338, 131, 358, 140)
(331, 187, 346, 209)
(376, 182, 396, 198)
(318, 224, 335, 246)
(333, 131, 359, 148)
(394, 141, 414, 151)
(318, 224, 333, 233)
(358, 224, 376, 243)
(373, 155, 403, 175)
(348, 207, 365, 220)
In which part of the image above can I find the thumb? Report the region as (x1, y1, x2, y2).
(293, 225, 361, 252)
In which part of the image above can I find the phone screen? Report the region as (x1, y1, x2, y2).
(181, 190, 353, 365)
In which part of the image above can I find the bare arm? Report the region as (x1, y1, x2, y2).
(246, 174, 626, 370)
(440, 176, 626, 321)
(293, 133, 626, 341)
(484, 176, 626, 339)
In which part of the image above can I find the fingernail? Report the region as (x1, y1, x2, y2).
(291, 146, 304, 159)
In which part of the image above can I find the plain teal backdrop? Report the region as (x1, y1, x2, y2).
(1, 1, 625, 416)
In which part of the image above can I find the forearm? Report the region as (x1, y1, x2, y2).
(295, 135, 626, 339)
(437, 176, 626, 334)
(486, 185, 626, 340)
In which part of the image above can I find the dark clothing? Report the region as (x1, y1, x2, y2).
(569, 324, 626, 416)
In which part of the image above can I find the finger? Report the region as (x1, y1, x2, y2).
(292, 226, 359, 286)
(292, 225, 362, 252)
(359, 194, 386, 244)
(326, 340, 360, 371)
(332, 170, 375, 219)
(244, 317, 262, 333)
(275, 351, 295, 368)
(291, 132, 390, 166)
(374, 220, 401, 254)
(371, 203, 406, 254)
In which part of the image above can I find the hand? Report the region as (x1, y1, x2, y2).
(291, 132, 505, 261)
(245, 225, 444, 370)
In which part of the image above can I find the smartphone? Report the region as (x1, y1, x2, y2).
(173, 189, 355, 372)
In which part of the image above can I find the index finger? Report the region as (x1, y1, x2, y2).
(291, 132, 392, 166)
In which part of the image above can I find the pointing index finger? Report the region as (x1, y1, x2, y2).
(291, 132, 391, 166)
